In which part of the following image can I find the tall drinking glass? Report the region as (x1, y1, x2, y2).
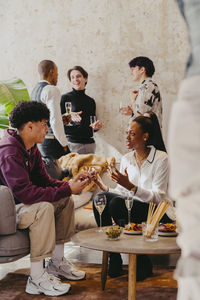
(125, 193, 134, 228)
(119, 101, 128, 114)
(90, 115, 97, 136)
(65, 102, 72, 126)
(65, 102, 72, 114)
(94, 194, 107, 232)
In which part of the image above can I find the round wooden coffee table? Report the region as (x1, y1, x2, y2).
(72, 228, 180, 300)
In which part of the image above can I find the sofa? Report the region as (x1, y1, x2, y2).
(0, 171, 116, 264)
(0, 185, 30, 263)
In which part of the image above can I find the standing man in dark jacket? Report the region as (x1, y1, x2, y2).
(0, 101, 91, 296)
(60, 66, 102, 154)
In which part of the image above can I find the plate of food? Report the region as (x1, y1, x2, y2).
(124, 223, 142, 235)
(158, 223, 177, 237)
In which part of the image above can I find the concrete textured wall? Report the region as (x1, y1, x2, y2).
(0, 0, 189, 154)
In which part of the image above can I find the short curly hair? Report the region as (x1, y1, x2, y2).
(128, 56, 155, 77)
(9, 101, 50, 129)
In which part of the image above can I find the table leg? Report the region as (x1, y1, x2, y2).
(101, 251, 108, 290)
(128, 254, 136, 300)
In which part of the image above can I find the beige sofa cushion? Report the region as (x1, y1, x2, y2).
(0, 185, 16, 235)
(72, 191, 93, 209)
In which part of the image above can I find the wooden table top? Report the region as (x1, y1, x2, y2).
(72, 227, 181, 255)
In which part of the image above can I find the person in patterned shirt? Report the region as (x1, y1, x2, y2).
(120, 56, 162, 128)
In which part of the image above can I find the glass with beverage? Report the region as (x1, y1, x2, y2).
(94, 194, 107, 232)
(90, 115, 97, 136)
(125, 193, 134, 228)
(65, 102, 72, 125)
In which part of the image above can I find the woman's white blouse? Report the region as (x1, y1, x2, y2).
(110, 146, 169, 204)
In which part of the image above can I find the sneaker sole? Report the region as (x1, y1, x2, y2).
(47, 270, 86, 281)
(26, 285, 71, 296)
(58, 273, 86, 281)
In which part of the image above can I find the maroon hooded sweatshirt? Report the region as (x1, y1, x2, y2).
(0, 130, 71, 205)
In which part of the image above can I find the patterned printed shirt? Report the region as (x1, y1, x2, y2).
(135, 78, 162, 127)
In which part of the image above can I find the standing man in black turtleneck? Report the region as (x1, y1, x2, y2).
(60, 66, 102, 154)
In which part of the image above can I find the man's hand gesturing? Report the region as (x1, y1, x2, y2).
(69, 172, 91, 195)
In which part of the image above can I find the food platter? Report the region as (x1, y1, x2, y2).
(158, 223, 177, 237)
(158, 231, 177, 237)
(124, 229, 142, 235)
(124, 223, 142, 235)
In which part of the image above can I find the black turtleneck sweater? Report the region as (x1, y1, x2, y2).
(60, 89, 96, 143)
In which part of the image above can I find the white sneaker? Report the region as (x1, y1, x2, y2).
(46, 257, 86, 281)
(25, 271, 71, 296)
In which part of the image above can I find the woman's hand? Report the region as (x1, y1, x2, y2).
(86, 167, 108, 192)
(71, 111, 82, 122)
(90, 120, 102, 130)
(119, 105, 133, 116)
(109, 167, 134, 190)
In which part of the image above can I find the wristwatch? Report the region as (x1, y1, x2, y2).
(130, 185, 137, 195)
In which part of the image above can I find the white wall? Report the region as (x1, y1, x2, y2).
(0, 0, 189, 154)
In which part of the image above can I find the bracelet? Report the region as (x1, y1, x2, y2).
(130, 185, 137, 195)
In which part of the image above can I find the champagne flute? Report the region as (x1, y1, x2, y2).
(94, 194, 107, 232)
(65, 102, 72, 114)
(65, 102, 72, 126)
(90, 115, 97, 136)
(119, 101, 128, 112)
(125, 193, 134, 228)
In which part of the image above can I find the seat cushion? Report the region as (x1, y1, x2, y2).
(72, 191, 93, 209)
(0, 185, 16, 235)
(75, 201, 97, 232)
(0, 229, 30, 263)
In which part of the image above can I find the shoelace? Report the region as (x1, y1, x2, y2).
(46, 272, 62, 284)
(61, 258, 75, 269)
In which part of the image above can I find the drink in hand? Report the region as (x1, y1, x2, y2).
(65, 102, 72, 114)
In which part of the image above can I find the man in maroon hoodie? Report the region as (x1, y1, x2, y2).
(0, 101, 91, 296)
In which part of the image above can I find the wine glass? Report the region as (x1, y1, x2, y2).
(90, 115, 97, 136)
(125, 193, 134, 228)
(65, 102, 72, 126)
(94, 194, 107, 232)
(119, 101, 128, 112)
(65, 102, 72, 114)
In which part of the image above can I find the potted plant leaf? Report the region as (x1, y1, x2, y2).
(0, 77, 30, 129)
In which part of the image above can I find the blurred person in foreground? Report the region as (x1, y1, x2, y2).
(168, 1, 200, 299)
(0, 101, 93, 296)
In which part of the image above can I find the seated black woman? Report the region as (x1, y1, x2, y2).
(93, 116, 175, 280)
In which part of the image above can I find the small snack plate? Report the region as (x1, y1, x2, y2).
(124, 229, 142, 235)
(158, 231, 177, 237)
